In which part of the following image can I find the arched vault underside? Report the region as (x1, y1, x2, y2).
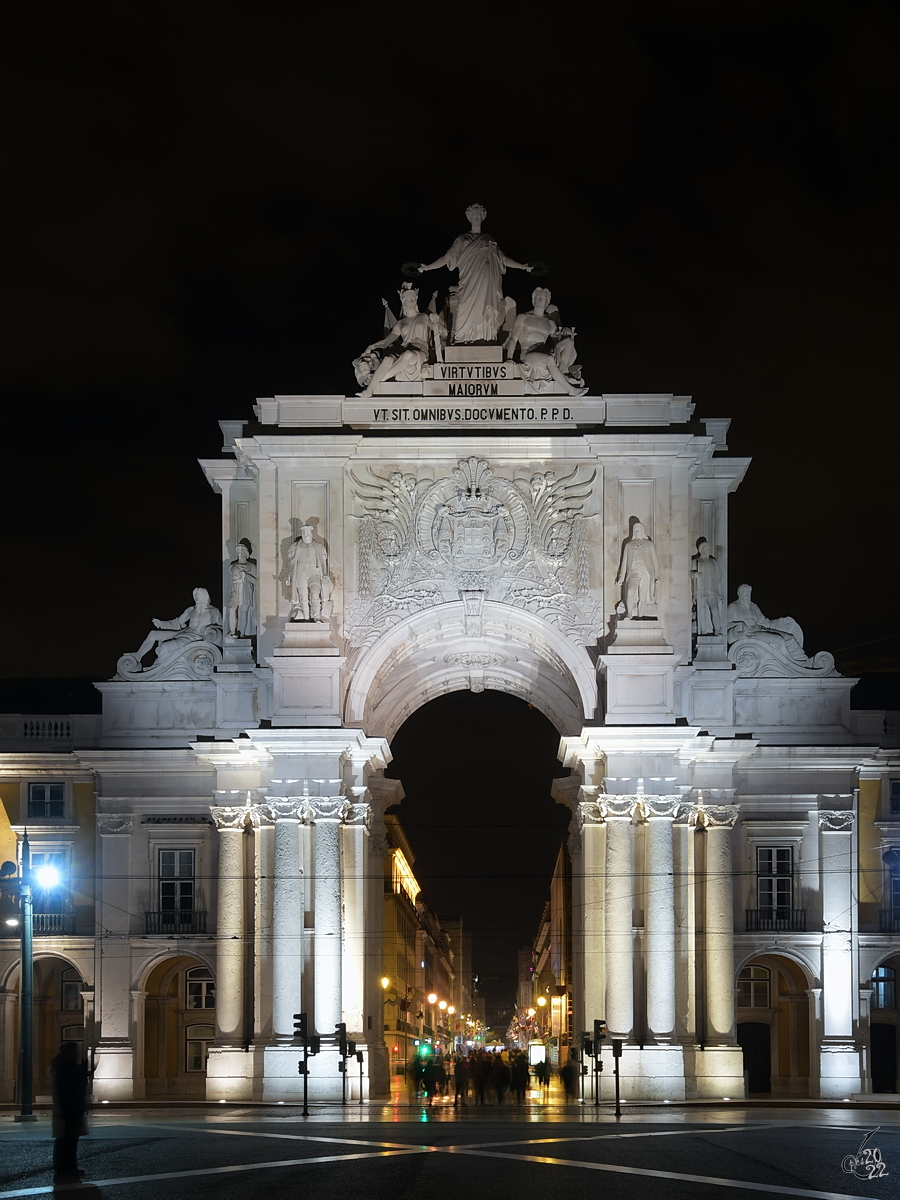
(345, 600, 597, 742)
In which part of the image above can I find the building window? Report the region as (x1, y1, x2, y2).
(871, 966, 896, 1010)
(29, 851, 68, 909)
(62, 968, 82, 1012)
(738, 965, 771, 1008)
(185, 1023, 214, 1071)
(186, 966, 215, 1010)
(159, 849, 195, 913)
(757, 847, 793, 915)
(28, 783, 65, 819)
(891, 781, 900, 815)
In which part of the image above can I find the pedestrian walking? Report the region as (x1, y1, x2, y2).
(49, 1041, 89, 1183)
(453, 1055, 469, 1106)
(511, 1051, 529, 1104)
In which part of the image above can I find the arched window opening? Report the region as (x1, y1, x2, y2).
(871, 966, 896, 1011)
(738, 965, 770, 1008)
(186, 966, 215, 1010)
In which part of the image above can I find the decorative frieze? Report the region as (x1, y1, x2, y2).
(819, 810, 854, 832)
(96, 814, 133, 835)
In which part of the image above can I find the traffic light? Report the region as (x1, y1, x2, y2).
(347, 1039, 356, 1056)
(293, 1012, 308, 1041)
(581, 1032, 594, 1057)
(336, 1022, 347, 1056)
(594, 1019, 607, 1045)
(309, 1036, 321, 1055)
(611, 1039, 623, 1059)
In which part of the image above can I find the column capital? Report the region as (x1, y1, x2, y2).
(644, 796, 686, 820)
(96, 813, 133, 835)
(345, 802, 372, 829)
(819, 810, 854, 832)
(690, 803, 740, 828)
(601, 797, 642, 821)
(210, 805, 257, 830)
(258, 799, 307, 823)
(307, 795, 350, 821)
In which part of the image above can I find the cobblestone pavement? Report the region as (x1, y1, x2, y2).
(0, 1098, 897, 1200)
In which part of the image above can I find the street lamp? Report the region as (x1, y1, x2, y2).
(1, 833, 37, 1122)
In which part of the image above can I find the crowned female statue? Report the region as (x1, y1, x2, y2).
(416, 204, 533, 343)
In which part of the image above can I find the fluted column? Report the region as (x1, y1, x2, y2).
(644, 798, 681, 1042)
(819, 810, 855, 1038)
(94, 814, 135, 1098)
(259, 800, 307, 1040)
(697, 804, 740, 1044)
(210, 805, 252, 1046)
(342, 797, 371, 1036)
(310, 796, 349, 1034)
(576, 795, 606, 1032)
(604, 799, 637, 1039)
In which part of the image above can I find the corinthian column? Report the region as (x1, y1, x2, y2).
(698, 804, 740, 1044)
(259, 800, 307, 1040)
(310, 796, 349, 1034)
(604, 799, 637, 1039)
(644, 798, 680, 1042)
(210, 805, 252, 1046)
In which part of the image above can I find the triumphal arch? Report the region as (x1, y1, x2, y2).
(69, 206, 894, 1103)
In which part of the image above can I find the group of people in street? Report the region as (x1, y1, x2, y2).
(408, 1048, 556, 1107)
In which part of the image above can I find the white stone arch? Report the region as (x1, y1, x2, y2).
(0, 949, 92, 992)
(135, 947, 216, 995)
(734, 945, 818, 989)
(345, 600, 597, 740)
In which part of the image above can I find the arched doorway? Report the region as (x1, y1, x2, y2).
(383, 690, 572, 1057)
(0, 956, 87, 1103)
(142, 955, 215, 1097)
(736, 954, 812, 1097)
(868, 954, 899, 1094)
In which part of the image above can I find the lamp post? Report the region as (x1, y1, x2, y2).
(1, 833, 38, 1122)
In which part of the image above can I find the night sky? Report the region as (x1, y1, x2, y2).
(3, 5, 899, 1021)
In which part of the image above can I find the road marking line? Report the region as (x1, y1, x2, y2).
(446, 1146, 870, 1200)
(0, 1147, 428, 1198)
(132, 1121, 421, 1150)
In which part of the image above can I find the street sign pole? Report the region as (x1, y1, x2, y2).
(15, 837, 35, 1123)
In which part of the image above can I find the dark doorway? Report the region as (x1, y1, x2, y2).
(871, 1024, 897, 1094)
(737, 1022, 771, 1093)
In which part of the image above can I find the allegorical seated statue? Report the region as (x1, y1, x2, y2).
(354, 283, 444, 397)
(726, 583, 837, 677)
(115, 587, 223, 680)
(691, 537, 725, 635)
(289, 524, 332, 621)
(505, 288, 588, 396)
(227, 541, 257, 638)
(414, 203, 533, 344)
(616, 522, 660, 618)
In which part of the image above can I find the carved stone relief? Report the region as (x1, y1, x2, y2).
(346, 456, 601, 653)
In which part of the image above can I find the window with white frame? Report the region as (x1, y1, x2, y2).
(871, 966, 896, 1010)
(27, 783, 65, 820)
(738, 965, 771, 1008)
(159, 849, 195, 913)
(186, 965, 215, 1010)
(756, 847, 793, 915)
(185, 1023, 214, 1071)
(29, 849, 69, 912)
(62, 967, 82, 1012)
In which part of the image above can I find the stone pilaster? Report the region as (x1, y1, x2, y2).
(258, 799, 308, 1041)
(576, 793, 606, 1035)
(694, 804, 740, 1044)
(310, 795, 350, 1034)
(603, 798, 637, 1039)
(644, 798, 681, 1042)
(342, 797, 370, 1041)
(94, 814, 135, 1100)
(209, 804, 253, 1046)
(818, 809, 860, 1097)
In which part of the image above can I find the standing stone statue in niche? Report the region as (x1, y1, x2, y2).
(691, 538, 725, 635)
(505, 288, 588, 395)
(415, 204, 534, 344)
(227, 540, 257, 638)
(354, 283, 444, 396)
(616, 523, 660, 619)
(289, 525, 331, 621)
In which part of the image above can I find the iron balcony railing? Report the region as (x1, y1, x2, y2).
(745, 908, 807, 932)
(878, 910, 900, 933)
(32, 913, 76, 936)
(145, 910, 207, 934)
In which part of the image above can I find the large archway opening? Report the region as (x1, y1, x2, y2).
(384, 690, 572, 1046)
